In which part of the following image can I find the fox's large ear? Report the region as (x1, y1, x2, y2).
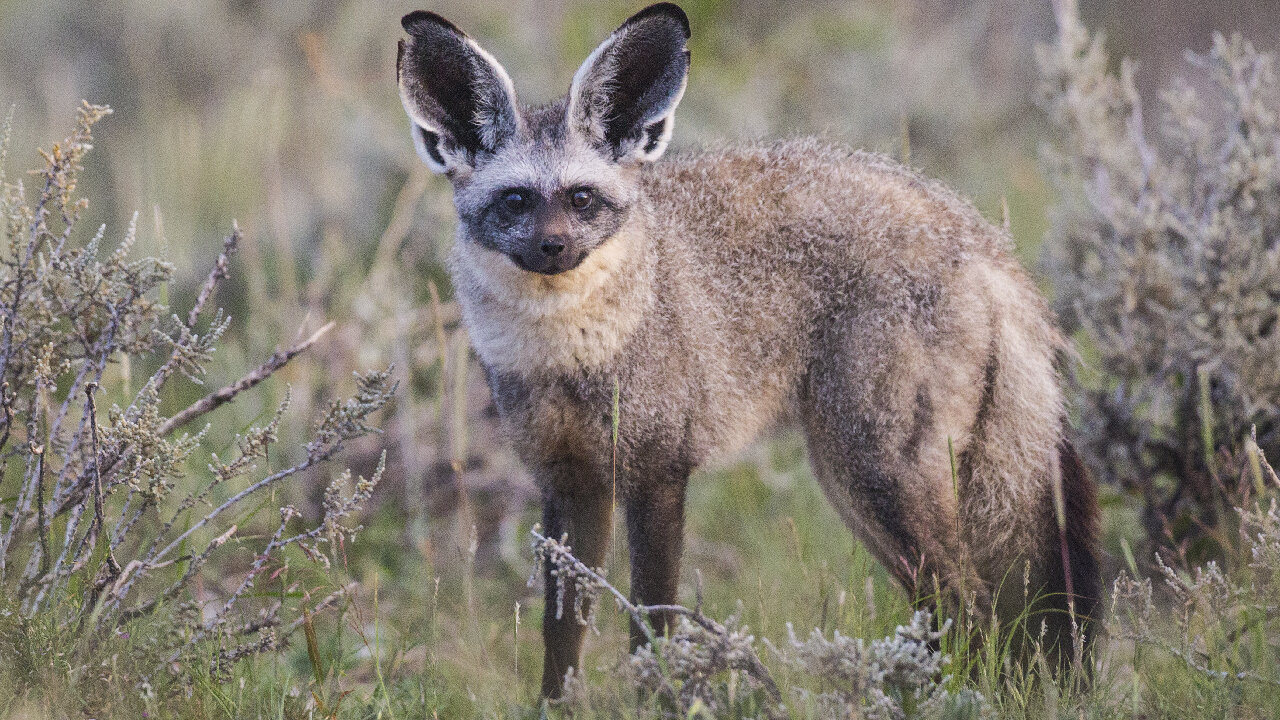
(568, 3, 690, 163)
(397, 11, 522, 175)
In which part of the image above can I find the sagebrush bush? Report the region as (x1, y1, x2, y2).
(532, 527, 988, 720)
(1040, 0, 1280, 554)
(1107, 494, 1280, 707)
(0, 104, 392, 713)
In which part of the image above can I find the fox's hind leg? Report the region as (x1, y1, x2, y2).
(799, 318, 992, 622)
(801, 408, 990, 619)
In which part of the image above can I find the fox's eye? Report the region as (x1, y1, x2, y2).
(570, 188, 594, 211)
(503, 190, 527, 211)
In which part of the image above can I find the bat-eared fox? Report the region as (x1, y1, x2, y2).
(396, 2, 1099, 697)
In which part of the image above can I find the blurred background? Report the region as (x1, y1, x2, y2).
(1, 0, 1278, 702)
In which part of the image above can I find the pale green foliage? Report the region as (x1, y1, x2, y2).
(0, 106, 392, 709)
(533, 527, 988, 720)
(1040, 3, 1280, 551)
(628, 613, 771, 717)
(773, 613, 987, 720)
(4, 4, 1280, 717)
(1110, 497, 1280, 695)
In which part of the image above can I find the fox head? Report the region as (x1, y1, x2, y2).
(396, 4, 689, 277)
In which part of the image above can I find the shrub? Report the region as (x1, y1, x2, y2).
(531, 527, 988, 720)
(0, 104, 392, 712)
(1039, 0, 1280, 555)
(1108, 493, 1280, 710)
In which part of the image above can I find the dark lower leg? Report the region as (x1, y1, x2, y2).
(625, 480, 688, 651)
(540, 488, 614, 698)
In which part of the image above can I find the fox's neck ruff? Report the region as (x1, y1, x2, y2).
(451, 221, 655, 374)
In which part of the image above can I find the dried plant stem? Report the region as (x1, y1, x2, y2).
(85, 382, 120, 577)
(0, 175, 55, 386)
(165, 581, 357, 668)
(0, 382, 12, 455)
(283, 584, 356, 637)
(186, 225, 239, 330)
(1, 107, 391, 684)
(150, 455, 320, 569)
(1120, 631, 1280, 688)
(531, 527, 784, 711)
(371, 168, 427, 272)
(159, 321, 334, 435)
(33, 441, 49, 580)
(47, 318, 324, 525)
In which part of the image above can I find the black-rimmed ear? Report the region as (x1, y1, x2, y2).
(397, 11, 522, 175)
(568, 3, 690, 163)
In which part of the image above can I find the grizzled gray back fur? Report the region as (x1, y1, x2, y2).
(397, 2, 1099, 697)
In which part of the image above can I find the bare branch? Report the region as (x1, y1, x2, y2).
(186, 225, 240, 329)
(531, 527, 784, 711)
(158, 321, 333, 436)
(1119, 630, 1280, 688)
(281, 584, 356, 636)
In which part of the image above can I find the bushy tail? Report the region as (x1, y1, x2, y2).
(1035, 438, 1101, 669)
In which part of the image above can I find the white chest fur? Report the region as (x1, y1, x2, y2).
(450, 227, 654, 374)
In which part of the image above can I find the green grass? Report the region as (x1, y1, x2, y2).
(6, 424, 1278, 719)
(3, 3, 1279, 717)
(1, 432, 915, 718)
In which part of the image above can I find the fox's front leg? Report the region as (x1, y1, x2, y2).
(625, 476, 690, 651)
(540, 484, 613, 698)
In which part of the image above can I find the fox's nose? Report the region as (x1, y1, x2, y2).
(539, 239, 565, 256)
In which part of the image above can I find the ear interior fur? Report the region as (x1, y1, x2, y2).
(569, 3, 690, 162)
(397, 11, 522, 174)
